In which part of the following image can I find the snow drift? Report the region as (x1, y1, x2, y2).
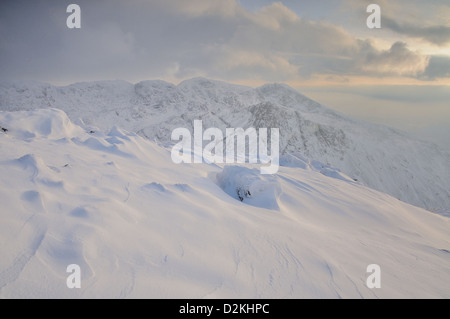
(0, 109, 449, 298)
(212, 166, 282, 210)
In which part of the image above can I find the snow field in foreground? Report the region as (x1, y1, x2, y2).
(0, 109, 449, 298)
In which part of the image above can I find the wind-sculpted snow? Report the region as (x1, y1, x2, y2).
(0, 109, 449, 298)
(1, 78, 449, 212)
(212, 166, 282, 210)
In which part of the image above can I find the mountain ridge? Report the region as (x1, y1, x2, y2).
(1, 78, 449, 212)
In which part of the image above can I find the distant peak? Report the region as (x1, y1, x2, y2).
(136, 79, 174, 86)
(177, 77, 251, 90)
(257, 82, 303, 95)
(67, 80, 134, 91)
(178, 77, 221, 87)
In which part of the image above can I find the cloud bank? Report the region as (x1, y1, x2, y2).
(0, 0, 447, 84)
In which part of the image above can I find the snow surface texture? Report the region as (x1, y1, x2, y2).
(0, 109, 449, 298)
(1, 78, 449, 213)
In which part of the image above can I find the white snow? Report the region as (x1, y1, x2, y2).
(0, 108, 449, 298)
(1, 78, 449, 213)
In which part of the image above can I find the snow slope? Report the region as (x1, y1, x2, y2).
(0, 78, 449, 213)
(0, 109, 449, 298)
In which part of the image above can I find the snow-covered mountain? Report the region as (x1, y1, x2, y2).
(0, 108, 449, 298)
(0, 78, 449, 212)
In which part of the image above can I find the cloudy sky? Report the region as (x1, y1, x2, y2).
(1, 0, 449, 147)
